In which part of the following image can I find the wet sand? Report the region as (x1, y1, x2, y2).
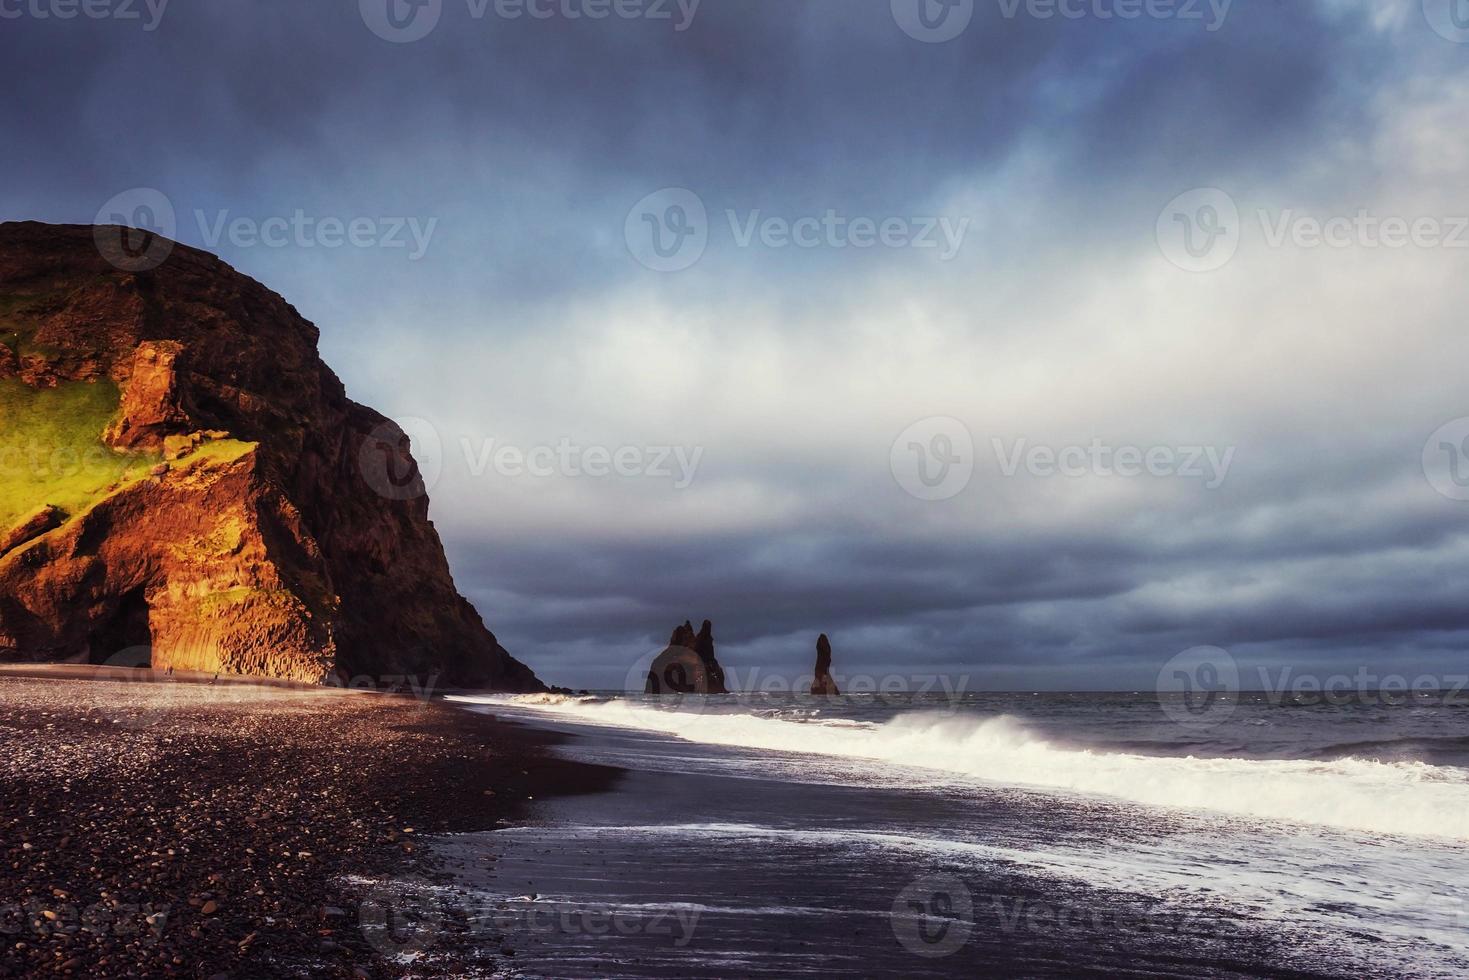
(423, 712, 1370, 979)
(0, 667, 617, 978)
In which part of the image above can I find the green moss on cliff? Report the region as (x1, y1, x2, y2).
(0, 379, 160, 529)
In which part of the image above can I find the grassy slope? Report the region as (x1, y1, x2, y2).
(0, 379, 158, 530)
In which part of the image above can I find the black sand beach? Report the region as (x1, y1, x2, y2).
(422, 709, 1371, 979)
(0, 667, 615, 978)
(0, 674, 1423, 978)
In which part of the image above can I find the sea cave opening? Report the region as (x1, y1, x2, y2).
(87, 588, 153, 666)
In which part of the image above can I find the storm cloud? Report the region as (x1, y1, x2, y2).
(4, 0, 1467, 688)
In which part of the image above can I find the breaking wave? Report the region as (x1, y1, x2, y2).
(456, 694, 1469, 841)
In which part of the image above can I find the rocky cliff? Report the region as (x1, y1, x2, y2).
(0, 222, 542, 690)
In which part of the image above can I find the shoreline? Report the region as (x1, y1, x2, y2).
(0, 668, 619, 978)
(442, 700, 1380, 979)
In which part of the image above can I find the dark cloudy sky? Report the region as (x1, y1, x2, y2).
(4, 0, 1468, 690)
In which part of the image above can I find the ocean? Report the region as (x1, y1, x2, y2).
(441, 690, 1469, 978)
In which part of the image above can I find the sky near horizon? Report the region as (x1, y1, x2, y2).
(3, 0, 1469, 690)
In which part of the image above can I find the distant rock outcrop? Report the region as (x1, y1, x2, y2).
(810, 633, 839, 696)
(645, 619, 729, 695)
(0, 222, 543, 690)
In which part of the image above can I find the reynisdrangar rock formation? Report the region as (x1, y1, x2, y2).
(0, 222, 542, 690)
(645, 619, 729, 694)
(811, 633, 839, 696)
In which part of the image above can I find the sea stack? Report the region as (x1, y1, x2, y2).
(645, 619, 729, 694)
(811, 634, 839, 696)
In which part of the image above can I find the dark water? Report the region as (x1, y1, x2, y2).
(430, 692, 1469, 978)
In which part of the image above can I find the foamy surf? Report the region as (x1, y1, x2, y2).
(452, 694, 1469, 841)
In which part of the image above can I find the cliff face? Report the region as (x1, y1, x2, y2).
(0, 222, 542, 690)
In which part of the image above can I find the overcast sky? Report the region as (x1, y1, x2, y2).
(4, 0, 1469, 690)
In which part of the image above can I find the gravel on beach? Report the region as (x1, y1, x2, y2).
(0, 668, 612, 978)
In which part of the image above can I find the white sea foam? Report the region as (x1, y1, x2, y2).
(452, 694, 1469, 841)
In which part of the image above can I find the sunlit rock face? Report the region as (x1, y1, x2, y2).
(0, 222, 543, 690)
